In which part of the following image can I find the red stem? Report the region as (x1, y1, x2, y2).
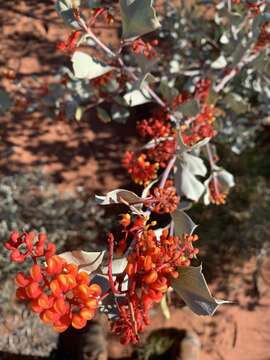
(107, 233, 121, 295)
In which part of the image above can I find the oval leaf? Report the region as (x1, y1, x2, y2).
(72, 51, 113, 79)
(124, 88, 152, 107)
(182, 153, 207, 177)
(171, 209, 197, 237)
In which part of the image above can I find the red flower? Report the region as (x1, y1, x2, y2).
(132, 39, 158, 60)
(137, 117, 171, 139)
(110, 220, 199, 344)
(5, 231, 55, 263)
(57, 31, 81, 52)
(149, 180, 180, 214)
(5, 232, 102, 333)
(122, 151, 159, 185)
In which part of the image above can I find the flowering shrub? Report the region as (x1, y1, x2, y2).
(5, 0, 270, 345)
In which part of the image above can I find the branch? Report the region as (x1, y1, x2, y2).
(78, 19, 180, 122)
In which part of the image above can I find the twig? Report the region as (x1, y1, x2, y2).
(107, 233, 121, 295)
(159, 155, 177, 189)
(214, 52, 259, 93)
(78, 19, 181, 123)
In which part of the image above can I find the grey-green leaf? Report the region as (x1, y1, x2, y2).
(182, 153, 207, 177)
(56, 0, 82, 29)
(172, 265, 230, 315)
(124, 88, 152, 107)
(97, 107, 111, 123)
(177, 99, 200, 118)
(72, 51, 113, 79)
(175, 161, 205, 202)
(171, 209, 197, 237)
(120, 0, 161, 40)
(95, 189, 143, 206)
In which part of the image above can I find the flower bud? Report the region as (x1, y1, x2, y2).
(53, 298, 69, 315)
(76, 271, 89, 285)
(30, 264, 43, 282)
(88, 283, 102, 297)
(15, 272, 30, 287)
(75, 284, 89, 300)
(50, 279, 62, 298)
(80, 307, 95, 320)
(142, 270, 158, 284)
(38, 293, 52, 309)
(72, 314, 87, 329)
(46, 255, 64, 275)
(25, 282, 42, 299)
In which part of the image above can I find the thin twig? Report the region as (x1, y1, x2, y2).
(159, 155, 177, 189)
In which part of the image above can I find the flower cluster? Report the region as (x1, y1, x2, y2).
(232, 0, 266, 14)
(132, 39, 159, 60)
(208, 178, 228, 205)
(5, 231, 55, 263)
(182, 104, 217, 146)
(123, 78, 217, 185)
(111, 217, 199, 344)
(5, 231, 101, 333)
(149, 180, 180, 214)
(175, 79, 217, 146)
(122, 151, 159, 185)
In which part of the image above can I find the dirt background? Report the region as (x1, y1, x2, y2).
(1, 1, 270, 359)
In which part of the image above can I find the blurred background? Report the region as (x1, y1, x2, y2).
(0, 1, 270, 359)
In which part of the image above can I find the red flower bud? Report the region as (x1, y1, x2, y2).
(142, 270, 158, 284)
(50, 279, 62, 298)
(30, 264, 43, 282)
(80, 307, 95, 320)
(25, 282, 42, 299)
(76, 271, 89, 285)
(72, 313, 87, 329)
(15, 272, 30, 287)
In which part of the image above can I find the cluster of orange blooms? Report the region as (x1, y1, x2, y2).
(123, 78, 217, 185)
(149, 180, 180, 214)
(122, 151, 159, 185)
(111, 216, 199, 344)
(5, 232, 101, 333)
(132, 39, 159, 60)
(208, 179, 227, 205)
